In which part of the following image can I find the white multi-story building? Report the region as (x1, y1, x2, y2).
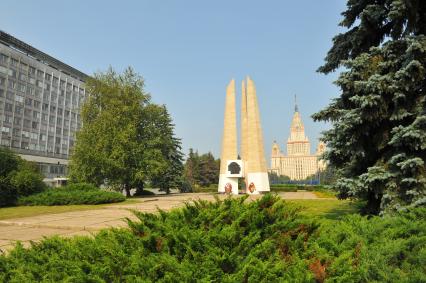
(270, 103, 326, 180)
(0, 30, 88, 180)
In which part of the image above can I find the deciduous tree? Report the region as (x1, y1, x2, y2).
(70, 67, 181, 196)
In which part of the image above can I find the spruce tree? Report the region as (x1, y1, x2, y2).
(314, 0, 426, 214)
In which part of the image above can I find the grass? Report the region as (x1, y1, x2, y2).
(0, 194, 359, 222)
(287, 199, 362, 220)
(0, 199, 139, 220)
(312, 190, 336, 198)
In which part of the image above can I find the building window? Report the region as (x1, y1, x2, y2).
(10, 58, 18, 67)
(8, 80, 16, 89)
(0, 66, 12, 76)
(32, 121, 38, 130)
(23, 119, 31, 128)
(24, 108, 32, 117)
(4, 102, 13, 112)
(0, 53, 9, 64)
(25, 97, 32, 106)
(13, 128, 20, 137)
(22, 130, 30, 138)
(3, 115, 12, 123)
(33, 111, 40, 119)
(1, 126, 10, 133)
(14, 105, 22, 115)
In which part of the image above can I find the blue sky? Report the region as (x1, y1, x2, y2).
(1, 0, 346, 161)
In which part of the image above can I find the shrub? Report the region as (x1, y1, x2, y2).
(65, 183, 99, 191)
(0, 177, 17, 207)
(0, 148, 47, 207)
(133, 189, 155, 196)
(0, 148, 19, 178)
(17, 188, 125, 206)
(310, 208, 426, 281)
(193, 183, 217, 193)
(10, 170, 46, 197)
(270, 185, 298, 192)
(0, 195, 425, 282)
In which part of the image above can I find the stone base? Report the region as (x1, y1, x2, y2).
(218, 174, 239, 195)
(246, 172, 270, 194)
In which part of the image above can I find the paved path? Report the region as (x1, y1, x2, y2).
(0, 192, 320, 252)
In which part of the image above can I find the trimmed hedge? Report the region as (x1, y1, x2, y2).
(17, 185, 125, 206)
(1, 195, 425, 282)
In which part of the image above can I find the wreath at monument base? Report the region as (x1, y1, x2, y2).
(224, 183, 232, 194)
(248, 182, 256, 193)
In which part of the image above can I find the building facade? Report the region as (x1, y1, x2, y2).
(0, 31, 88, 180)
(270, 103, 326, 180)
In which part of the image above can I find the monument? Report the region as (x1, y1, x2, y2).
(218, 77, 270, 195)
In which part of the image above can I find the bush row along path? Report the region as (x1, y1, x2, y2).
(0, 192, 322, 252)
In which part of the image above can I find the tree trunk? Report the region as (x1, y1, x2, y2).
(134, 182, 144, 196)
(124, 184, 131, 197)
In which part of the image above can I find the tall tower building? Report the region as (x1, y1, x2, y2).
(270, 99, 326, 180)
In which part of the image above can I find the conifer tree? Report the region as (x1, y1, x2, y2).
(149, 106, 184, 194)
(314, 0, 426, 214)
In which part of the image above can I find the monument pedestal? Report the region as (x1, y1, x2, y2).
(246, 172, 270, 194)
(218, 175, 239, 195)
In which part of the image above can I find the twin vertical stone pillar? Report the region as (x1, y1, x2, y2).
(218, 79, 239, 194)
(218, 77, 270, 195)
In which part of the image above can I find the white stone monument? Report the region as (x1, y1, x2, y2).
(218, 77, 270, 195)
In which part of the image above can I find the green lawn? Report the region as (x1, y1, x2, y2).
(287, 199, 362, 220)
(0, 196, 360, 222)
(0, 199, 139, 221)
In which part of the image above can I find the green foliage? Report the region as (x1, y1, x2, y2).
(0, 148, 46, 207)
(270, 184, 330, 192)
(10, 170, 46, 197)
(70, 67, 183, 196)
(149, 106, 184, 194)
(65, 182, 99, 191)
(270, 185, 298, 192)
(0, 147, 20, 177)
(17, 185, 125, 206)
(0, 178, 16, 208)
(133, 189, 155, 196)
(183, 149, 220, 190)
(0, 148, 20, 207)
(268, 171, 291, 183)
(314, 1, 426, 214)
(192, 183, 218, 193)
(1, 195, 424, 281)
(310, 208, 426, 281)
